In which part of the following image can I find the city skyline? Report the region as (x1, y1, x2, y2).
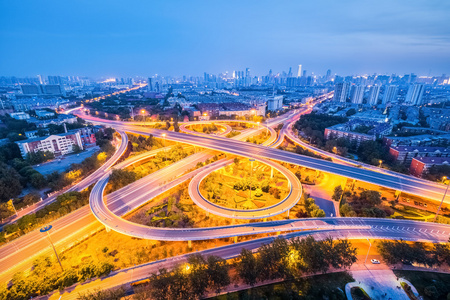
(1, 1, 450, 77)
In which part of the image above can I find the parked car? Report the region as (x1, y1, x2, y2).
(371, 259, 380, 264)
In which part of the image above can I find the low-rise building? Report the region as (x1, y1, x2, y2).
(31, 114, 78, 128)
(16, 130, 84, 158)
(383, 134, 450, 147)
(10, 112, 30, 120)
(410, 156, 450, 177)
(389, 145, 450, 164)
(35, 109, 56, 118)
(324, 118, 392, 146)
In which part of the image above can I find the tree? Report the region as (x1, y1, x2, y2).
(206, 255, 230, 294)
(72, 144, 82, 154)
(257, 238, 290, 281)
(310, 206, 326, 217)
(30, 173, 46, 189)
(109, 169, 137, 191)
(0, 163, 22, 202)
(149, 268, 173, 300)
(332, 185, 343, 202)
(340, 203, 356, 217)
(187, 254, 209, 298)
(346, 108, 357, 116)
(235, 248, 258, 286)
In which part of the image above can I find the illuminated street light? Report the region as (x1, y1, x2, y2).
(364, 239, 371, 265)
(162, 133, 167, 162)
(433, 176, 449, 222)
(141, 109, 146, 125)
(249, 158, 255, 199)
(378, 160, 382, 168)
(40, 225, 64, 271)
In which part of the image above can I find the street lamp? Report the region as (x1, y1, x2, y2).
(433, 176, 449, 222)
(249, 158, 255, 199)
(333, 146, 337, 154)
(364, 238, 372, 265)
(141, 109, 146, 125)
(162, 133, 167, 162)
(40, 225, 64, 271)
(378, 160, 383, 168)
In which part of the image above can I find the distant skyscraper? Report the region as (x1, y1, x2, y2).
(48, 76, 62, 85)
(147, 78, 153, 91)
(405, 83, 425, 106)
(382, 85, 398, 104)
(351, 85, 365, 104)
(297, 65, 302, 77)
(333, 82, 350, 102)
(368, 85, 381, 105)
(302, 70, 307, 77)
(287, 67, 292, 77)
(326, 69, 332, 81)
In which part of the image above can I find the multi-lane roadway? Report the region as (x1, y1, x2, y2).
(82, 114, 450, 204)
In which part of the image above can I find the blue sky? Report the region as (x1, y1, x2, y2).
(0, 0, 449, 78)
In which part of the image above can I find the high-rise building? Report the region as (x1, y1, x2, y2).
(333, 82, 350, 102)
(48, 76, 63, 85)
(42, 85, 64, 95)
(405, 83, 425, 106)
(302, 70, 307, 77)
(147, 78, 153, 91)
(21, 84, 42, 95)
(267, 95, 283, 111)
(297, 65, 302, 77)
(326, 69, 332, 81)
(351, 85, 365, 104)
(382, 85, 398, 104)
(368, 85, 381, 105)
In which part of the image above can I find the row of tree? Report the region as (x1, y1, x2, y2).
(0, 191, 91, 245)
(0, 256, 114, 300)
(137, 236, 357, 300)
(378, 239, 450, 267)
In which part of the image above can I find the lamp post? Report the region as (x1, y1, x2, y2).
(141, 109, 146, 125)
(378, 160, 383, 168)
(162, 133, 167, 162)
(364, 238, 372, 265)
(433, 176, 449, 222)
(40, 225, 64, 271)
(249, 158, 255, 199)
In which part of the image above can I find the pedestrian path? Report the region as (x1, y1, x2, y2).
(345, 269, 418, 300)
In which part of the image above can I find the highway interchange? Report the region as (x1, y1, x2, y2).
(1, 100, 450, 299)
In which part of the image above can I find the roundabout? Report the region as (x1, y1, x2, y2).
(189, 157, 302, 219)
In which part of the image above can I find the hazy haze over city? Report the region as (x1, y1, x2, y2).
(1, 0, 449, 77)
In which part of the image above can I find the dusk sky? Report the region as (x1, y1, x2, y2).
(1, 0, 449, 78)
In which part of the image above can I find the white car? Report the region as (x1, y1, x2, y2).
(371, 259, 380, 264)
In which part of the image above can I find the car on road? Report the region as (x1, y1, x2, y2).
(371, 259, 380, 264)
